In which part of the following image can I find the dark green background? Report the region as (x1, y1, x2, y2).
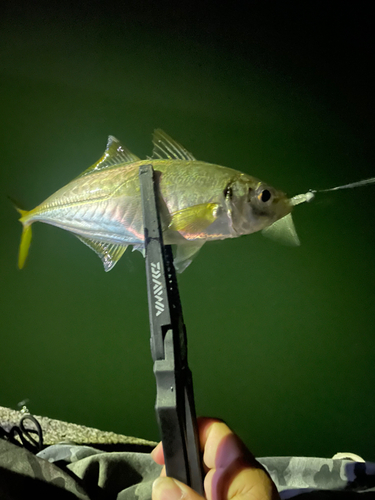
(1, 2, 374, 461)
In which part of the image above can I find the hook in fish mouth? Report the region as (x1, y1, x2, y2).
(290, 191, 315, 206)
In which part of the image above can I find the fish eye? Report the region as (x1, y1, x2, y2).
(259, 189, 271, 203)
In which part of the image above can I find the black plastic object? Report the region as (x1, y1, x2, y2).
(0, 413, 43, 453)
(139, 164, 204, 495)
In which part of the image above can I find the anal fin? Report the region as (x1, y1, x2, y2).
(76, 235, 128, 271)
(132, 244, 145, 257)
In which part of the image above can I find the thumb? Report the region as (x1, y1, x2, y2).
(152, 476, 204, 500)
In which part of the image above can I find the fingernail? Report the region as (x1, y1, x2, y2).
(152, 477, 183, 500)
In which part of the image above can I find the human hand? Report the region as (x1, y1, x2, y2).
(151, 418, 279, 500)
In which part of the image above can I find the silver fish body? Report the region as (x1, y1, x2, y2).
(17, 130, 298, 272)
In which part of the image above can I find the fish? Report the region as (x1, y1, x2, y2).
(15, 129, 303, 273)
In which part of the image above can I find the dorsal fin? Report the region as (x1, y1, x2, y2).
(152, 129, 196, 161)
(77, 136, 140, 179)
(261, 213, 300, 246)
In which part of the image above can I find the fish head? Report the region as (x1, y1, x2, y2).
(228, 174, 292, 236)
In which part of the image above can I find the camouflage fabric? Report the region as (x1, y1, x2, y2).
(259, 456, 375, 498)
(0, 438, 89, 499)
(37, 442, 162, 499)
(1, 437, 375, 499)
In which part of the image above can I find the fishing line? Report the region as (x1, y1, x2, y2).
(291, 177, 375, 206)
(311, 177, 375, 193)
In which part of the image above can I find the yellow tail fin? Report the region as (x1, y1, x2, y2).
(11, 200, 32, 269)
(18, 224, 32, 269)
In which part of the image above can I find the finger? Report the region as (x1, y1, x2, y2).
(151, 419, 243, 476)
(151, 419, 278, 500)
(227, 467, 279, 500)
(151, 441, 164, 465)
(205, 462, 279, 500)
(203, 428, 279, 500)
(200, 419, 236, 470)
(151, 418, 222, 467)
(152, 476, 204, 500)
(197, 417, 224, 448)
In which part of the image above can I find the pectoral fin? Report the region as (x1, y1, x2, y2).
(174, 241, 206, 273)
(261, 213, 300, 246)
(76, 236, 128, 271)
(169, 203, 219, 235)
